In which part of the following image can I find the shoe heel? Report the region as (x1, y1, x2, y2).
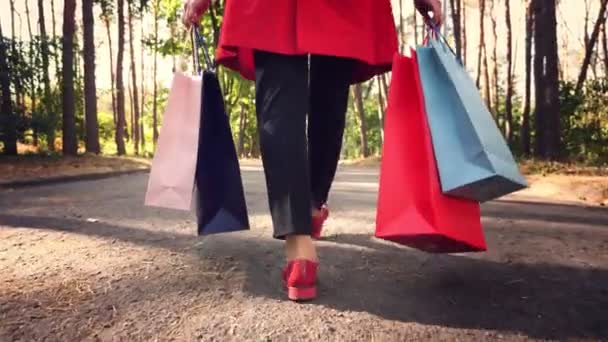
(287, 286, 317, 301)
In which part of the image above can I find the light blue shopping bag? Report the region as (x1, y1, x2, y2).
(416, 36, 527, 202)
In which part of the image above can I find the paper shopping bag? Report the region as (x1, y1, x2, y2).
(416, 38, 527, 202)
(375, 51, 486, 253)
(193, 71, 250, 235)
(145, 72, 202, 210)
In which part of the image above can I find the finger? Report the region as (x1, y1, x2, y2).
(423, 13, 438, 30)
(183, 4, 191, 26)
(429, 9, 442, 28)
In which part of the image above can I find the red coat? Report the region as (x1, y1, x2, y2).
(216, 0, 399, 84)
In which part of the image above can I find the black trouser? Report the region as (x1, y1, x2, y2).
(254, 51, 354, 239)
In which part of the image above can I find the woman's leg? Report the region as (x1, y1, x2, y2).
(308, 55, 355, 210)
(253, 50, 317, 261)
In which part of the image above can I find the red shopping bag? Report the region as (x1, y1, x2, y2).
(375, 51, 486, 253)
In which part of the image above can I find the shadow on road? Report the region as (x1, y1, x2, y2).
(1, 206, 607, 340)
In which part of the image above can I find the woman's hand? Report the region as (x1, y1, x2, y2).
(414, 0, 444, 28)
(182, 0, 211, 27)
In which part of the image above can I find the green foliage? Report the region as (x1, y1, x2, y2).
(559, 78, 608, 163)
(342, 81, 383, 159)
(3, 0, 607, 166)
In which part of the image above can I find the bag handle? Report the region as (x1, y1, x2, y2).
(191, 25, 216, 74)
(423, 22, 462, 65)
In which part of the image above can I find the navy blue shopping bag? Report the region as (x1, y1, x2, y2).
(192, 27, 250, 235)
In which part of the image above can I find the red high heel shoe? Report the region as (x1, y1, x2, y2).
(282, 259, 318, 301)
(311, 204, 329, 239)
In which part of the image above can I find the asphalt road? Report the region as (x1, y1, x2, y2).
(1, 165, 607, 341)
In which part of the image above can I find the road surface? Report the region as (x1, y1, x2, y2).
(1, 165, 607, 341)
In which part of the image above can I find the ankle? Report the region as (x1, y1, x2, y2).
(311, 203, 327, 218)
(285, 235, 318, 262)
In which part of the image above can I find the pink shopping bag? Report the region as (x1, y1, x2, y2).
(145, 72, 203, 210)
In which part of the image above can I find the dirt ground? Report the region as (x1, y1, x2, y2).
(0, 155, 150, 185)
(0, 164, 607, 341)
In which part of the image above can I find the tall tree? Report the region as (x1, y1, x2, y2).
(416, 9, 421, 45)
(100, 1, 117, 126)
(128, 71, 134, 142)
(449, 0, 463, 62)
(62, 0, 78, 155)
(462, 0, 467, 66)
(576, 0, 608, 93)
(115, 0, 127, 155)
(583, 0, 600, 79)
(602, 22, 608, 75)
(152, 0, 160, 144)
(584, 0, 591, 51)
(237, 105, 247, 157)
(483, 44, 491, 111)
(376, 75, 386, 144)
(0, 21, 17, 155)
(128, 2, 141, 155)
(505, 0, 514, 143)
(353, 84, 369, 157)
(9, 0, 23, 110)
(83, 0, 100, 154)
(476, 0, 486, 89)
(24, 0, 37, 142)
(490, 0, 499, 123)
(37, 0, 55, 151)
(140, 12, 146, 153)
(532, 0, 560, 159)
(50, 0, 61, 81)
(521, 0, 533, 155)
(399, 0, 404, 52)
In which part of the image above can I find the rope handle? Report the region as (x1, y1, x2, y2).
(191, 25, 216, 74)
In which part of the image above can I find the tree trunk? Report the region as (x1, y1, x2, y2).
(115, 0, 127, 155)
(376, 76, 386, 144)
(505, 0, 514, 143)
(490, 0, 499, 126)
(353, 84, 369, 157)
(532, 0, 561, 160)
(104, 17, 117, 126)
(476, 0, 485, 88)
(449, 0, 463, 62)
(521, 0, 533, 156)
(9, 0, 24, 111)
(37, 0, 55, 151)
(25, 0, 37, 140)
(462, 0, 467, 66)
(399, 0, 404, 53)
(583, 0, 599, 79)
(128, 3, 141, 155)
(483, 44, 491, 111)
(576, 0, 608, 93)
(0, 22, 17, 155)
(50, 0, 61, 82)
(237, 105, 247, 157)
(129, 74, 134, 146)
(414, 6, 419, 45)
(62, 0, 78, 155)
(140, 15, 146, 153)
(82, 0, 100, 154)
(152, 0, 160, 145)
(602, 22, 608, 75)
(584, 0, 590, 51)
(380, 74, 389, 107)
